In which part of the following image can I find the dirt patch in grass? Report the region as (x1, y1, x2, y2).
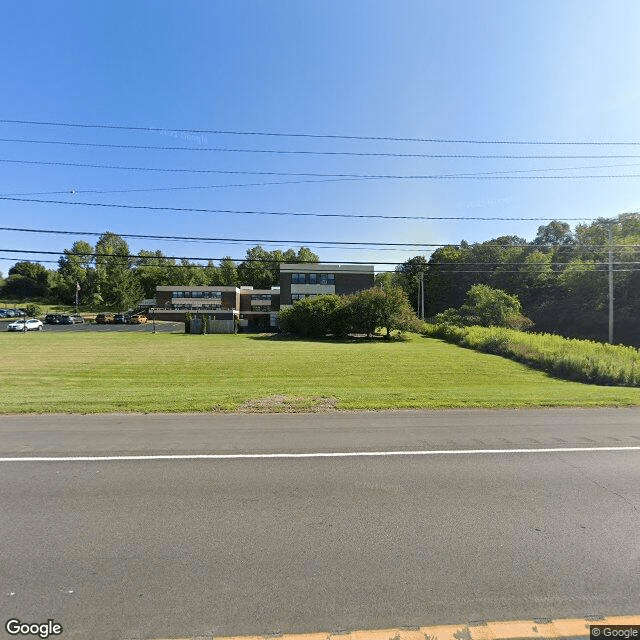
(231, 395, 339, 413)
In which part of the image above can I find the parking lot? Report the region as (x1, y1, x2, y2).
(1, 319, 183, 333)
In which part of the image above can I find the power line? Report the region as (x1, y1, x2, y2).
(4, 157, 640, 179)
(1, 256, 635, 273)
(420, 269, 639, 273)
(0, 196, 606, 220)
(6, 136, 640, 159)
(2, 248, 639, 271)
(0, 248, 412, 265)
(2, 226, 639, 250)
(2, 118, 640, 146)
(0, 227, 436, 251)
(0, 176, 379, 198)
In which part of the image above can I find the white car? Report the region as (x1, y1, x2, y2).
(7, 318, 44, 332)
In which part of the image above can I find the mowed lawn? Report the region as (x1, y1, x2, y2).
(2, 331, 640, 413)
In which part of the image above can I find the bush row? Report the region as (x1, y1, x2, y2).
(425, 323, 640, 387)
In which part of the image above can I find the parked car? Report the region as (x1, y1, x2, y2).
(95, 313, 115, 324)
(45, 313, 62, 324)
(0, 309, 8, 318)
(128, 314, 148, 324)
(59, 314, 84, 324)
(58, 314, 85, 324)
(5, 309, 18, 317)
(7, 318, 43, 331)
(114, 313, 129, 324)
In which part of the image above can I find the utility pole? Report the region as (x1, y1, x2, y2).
(608, 222, 614, 344)
(421, 271, 424, 320)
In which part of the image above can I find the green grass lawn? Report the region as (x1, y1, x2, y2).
(2, 331, 640, 414)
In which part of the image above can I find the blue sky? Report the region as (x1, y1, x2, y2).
(2, 0, 640, 276)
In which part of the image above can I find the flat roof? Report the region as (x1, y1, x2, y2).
(279, 263, 374, 273)
(156, 286, 239, 292)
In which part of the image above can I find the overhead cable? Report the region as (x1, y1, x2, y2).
(0, 176, 377, 198)
(1, 226, 639, 249)
(6, 136, 640, 159)
(4, 157, 640, 179)
(0, 196, 603, 220)
(2, 248, 638, 270)
(2, 118, 640, 145)
(0, 255, 636, 273)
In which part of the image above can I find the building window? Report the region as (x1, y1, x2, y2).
(318, 273, 335, 285)
(290, 273, 335, 285)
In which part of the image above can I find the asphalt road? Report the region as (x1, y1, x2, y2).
(1, 410, 639, 639)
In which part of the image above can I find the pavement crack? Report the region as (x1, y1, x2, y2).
(558, 455, 640, 515)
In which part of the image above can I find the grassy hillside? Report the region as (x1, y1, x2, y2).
(2, 332, 640, 413)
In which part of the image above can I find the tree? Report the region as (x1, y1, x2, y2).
(374, 272, 395, 289)
(433, 284, 532, 330)
(55, 241, 96, 304)
(219, 257, 238, 286)
(173, 259, 208, 286)
(94, 232, 142, 309)
(237, 246, 278, 289)
(278, 294, 347, 338)
(520, 250, 553, 287)
(534, 221, 574, 246)
(134, 250, 176, 298)
(9, 261, 48, 282)
(394, 255, 429, 312)
(203, 260, 221, 286)
(237, 246, 320, 289)
(349, 287, 420, 337)
(294, 246, 320, 264)
(2, 261, 50, 298)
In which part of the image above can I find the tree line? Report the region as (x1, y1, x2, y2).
(0, 232, 319, 310)
(387, 213, 640, 345)
(3, 214, 640, 345)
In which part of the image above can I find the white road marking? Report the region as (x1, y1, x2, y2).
(0, 445, 640, 462)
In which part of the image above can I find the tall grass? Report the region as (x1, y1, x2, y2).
(424, 323, 640, 387)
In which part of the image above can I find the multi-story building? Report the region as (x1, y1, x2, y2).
(149, 263, 374, 332)
(154, 286, 240, 323)
(238, 286, 281, 330)
(279, 263, 374, 306)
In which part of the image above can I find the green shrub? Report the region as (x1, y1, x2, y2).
(25, 303, 42, 318)
(278, 288, 421, 339)
(431, 285, 533, 330)
(348, 287, 418, 337)
(278, 294, 347, 338)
